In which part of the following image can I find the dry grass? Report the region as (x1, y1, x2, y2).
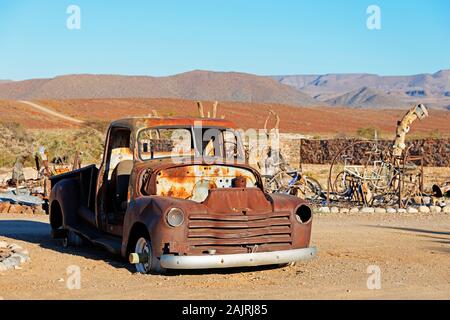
(0, 123, 104, 167)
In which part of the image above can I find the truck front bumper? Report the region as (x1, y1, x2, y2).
(160, 247, 317, 270)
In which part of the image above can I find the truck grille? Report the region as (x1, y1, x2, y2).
(187, 211, 292, 254)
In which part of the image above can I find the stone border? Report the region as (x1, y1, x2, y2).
(315, 204, 450, 215)
(0, 241, 30, 272)
(0, 202, 46, 215)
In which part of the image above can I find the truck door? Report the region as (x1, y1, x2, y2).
(96, 126, 133, 232)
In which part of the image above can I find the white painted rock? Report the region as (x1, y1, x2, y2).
(11, 253, 28, 264)
(443, 206, 450, 214)
(7, 244, 22, 252)
(430, 206, 441, 214)
(360, 207, 375, 214)
(407, 207, 419, 214)
(386, 208, 397, 214)
(397, 208, 407, 214)
(14, 248, 29, 256)
(422, 197, 431, 205)
(1, 256, 20, 269)
(318, 207, 330, 214)
(349, 207, 359, 214)
(330, 207, 339, 214)
(374, 208, 386, 214)
(340, 208, 350, 214)
(0, 241, 29, 272)
(418, 206, 430, 214)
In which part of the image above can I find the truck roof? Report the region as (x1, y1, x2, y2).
(110, 116, 236, 130)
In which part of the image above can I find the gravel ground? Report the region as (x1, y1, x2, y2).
(0, 213, 448, 300)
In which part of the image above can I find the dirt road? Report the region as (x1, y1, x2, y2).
(18, 100, 85, 124)
(0, 213, 448, 300)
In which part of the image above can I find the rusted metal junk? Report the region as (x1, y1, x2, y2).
(48, 115, 316, 274)
(327, 104, 429, 208)
(254, 110, 325, 204)
(326, 141, 424, 207)
(0, 145, 83, 214)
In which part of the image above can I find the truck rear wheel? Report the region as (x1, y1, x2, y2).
(133, 237, 166, 274)
(62, 230, 84, 248)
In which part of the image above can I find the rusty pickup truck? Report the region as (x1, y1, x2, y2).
(49, 116, 316, 273)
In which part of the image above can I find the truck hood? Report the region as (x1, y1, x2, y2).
(135, 156, 265, 201)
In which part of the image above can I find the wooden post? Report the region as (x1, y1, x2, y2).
(212, 101, 218, 118)
(197, 101, 205, 118)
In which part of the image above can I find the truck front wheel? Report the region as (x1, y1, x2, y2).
(132, 237, 166, 274)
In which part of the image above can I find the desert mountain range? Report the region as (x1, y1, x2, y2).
(0, 71, 317, 106)
(272, 70, 450, 109)
(0, 70, 449, 109)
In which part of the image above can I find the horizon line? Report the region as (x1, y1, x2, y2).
(1, 68, 449, 82)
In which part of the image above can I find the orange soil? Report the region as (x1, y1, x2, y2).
(1, 98, 449, 137)
(0, 100, 77, 129)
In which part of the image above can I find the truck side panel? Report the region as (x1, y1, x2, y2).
(50, 165, 98, 212)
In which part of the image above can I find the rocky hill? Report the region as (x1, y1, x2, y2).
(0, 71, 317, 106)
(326, 87, 406, 109)
(272, 70, 450, 109)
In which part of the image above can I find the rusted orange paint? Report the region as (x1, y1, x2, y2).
(155, 164, 257, 202)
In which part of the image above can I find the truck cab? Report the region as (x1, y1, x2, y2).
(49, 116, 316, 274)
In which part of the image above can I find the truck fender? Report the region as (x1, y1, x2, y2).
(49, 178, 80, 229)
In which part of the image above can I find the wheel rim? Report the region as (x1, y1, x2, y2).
(135, 237, 151, 274)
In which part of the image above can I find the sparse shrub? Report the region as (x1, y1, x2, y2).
(0, 152, 17, 168)
(428, 129, 441, 139)
(85, 120, 110, 134)
(33, 128, 105, 166)
(356, 126, 379, 140)
(0, 122, 31, 143)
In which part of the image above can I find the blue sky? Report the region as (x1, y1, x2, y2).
(0, 0, 449, 80)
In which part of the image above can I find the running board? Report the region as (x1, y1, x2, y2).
(67, 223, 122, 255)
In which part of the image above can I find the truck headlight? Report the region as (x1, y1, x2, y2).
(166, 208, 185, 227)
(295, 204, 312, 224)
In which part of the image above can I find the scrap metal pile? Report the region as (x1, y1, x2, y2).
(299, 138, 450, 167)
(325, 104, 442, 208)
(260, 104, 449, 208)
(0, 147, 82, 214)
(252, 110, 325, 204)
